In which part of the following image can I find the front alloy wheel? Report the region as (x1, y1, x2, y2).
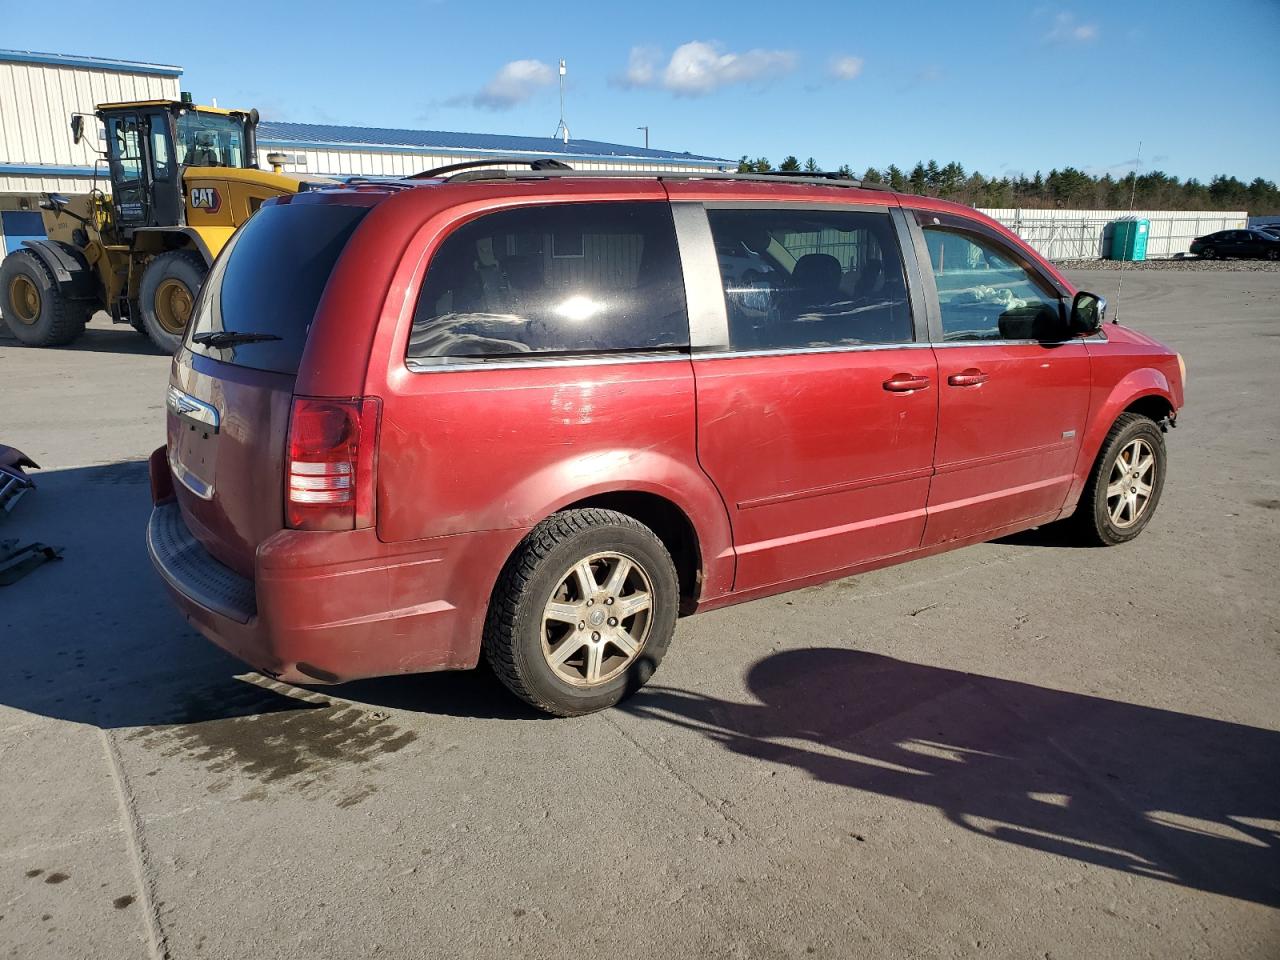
(1105, 438, 1157, 529)
(1071, 412, 1167, 546)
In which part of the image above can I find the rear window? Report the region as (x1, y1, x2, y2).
(407, 201, 688, 365)
(186, 202, 368, 374)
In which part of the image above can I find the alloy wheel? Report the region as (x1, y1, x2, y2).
(1106, 438, 1157, 529)
(540, 551, 654, 686)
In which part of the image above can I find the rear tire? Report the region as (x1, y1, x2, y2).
(138, 250, 206, 354)
(1068, 413, 1167, 546)
(1200, 246, 1216, 260)
(0, 249, 88, 347)
(483, 509, 679, 717)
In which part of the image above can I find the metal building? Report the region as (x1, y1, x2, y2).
(0, 47, 731, 253)
(256, 121, 730, 178)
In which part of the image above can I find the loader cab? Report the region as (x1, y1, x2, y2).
(99, 102, 259, 232)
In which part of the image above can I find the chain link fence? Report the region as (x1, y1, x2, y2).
(977, 209, 1249, 261)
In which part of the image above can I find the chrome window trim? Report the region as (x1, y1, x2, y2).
(405, 350, 691, 374)
(692, 342, 931, 362)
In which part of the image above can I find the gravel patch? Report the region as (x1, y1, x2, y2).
(1054, 257, 1280, 272)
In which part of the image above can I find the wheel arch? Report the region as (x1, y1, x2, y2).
(1067, 371, 1176, 508)
(18, 240, 97, 301)
(129, 228, 214, 266)
(558, 490, 704, 612)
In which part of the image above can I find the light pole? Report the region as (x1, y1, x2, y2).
(637, 126, 649, 149)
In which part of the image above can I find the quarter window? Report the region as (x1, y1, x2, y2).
(408, 202, 688, 363)
(705, 207, 913, 351)
(919, 222, 1063, 341)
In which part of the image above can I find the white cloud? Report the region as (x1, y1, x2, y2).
(619, 41, 796, 96)
(617, 46, 662, 88)
(467, 59, 557, 110)
(1045, 12, 1099, 43)
(828, 55, 865, 81)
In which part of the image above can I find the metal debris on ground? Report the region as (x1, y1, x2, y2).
(0, 540, 63, 586)
(0, 444, 39, 515)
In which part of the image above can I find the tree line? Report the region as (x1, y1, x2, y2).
(736, 156, 1280, 214)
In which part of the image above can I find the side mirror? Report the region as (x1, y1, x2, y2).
(1070, 290, 1106, 335)
(70, 115, 85, 145)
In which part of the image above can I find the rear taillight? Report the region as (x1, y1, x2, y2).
(286, 396, 380, 531)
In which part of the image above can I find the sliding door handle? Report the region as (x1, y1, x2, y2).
(947, 368, 990, 387)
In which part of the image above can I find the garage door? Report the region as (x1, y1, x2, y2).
(1, 211, 46, 256)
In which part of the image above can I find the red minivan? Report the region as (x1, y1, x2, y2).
(148, 167, 1185, 716)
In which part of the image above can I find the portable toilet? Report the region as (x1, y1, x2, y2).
(1110, 218, 1150, 261)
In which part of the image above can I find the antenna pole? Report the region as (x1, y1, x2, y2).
(1113, 140, 1142, 323)
(552, 59, 570, 144)
(637, 125, 649, 149)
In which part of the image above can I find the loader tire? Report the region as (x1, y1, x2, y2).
(0, 249, 88, 347)
(139, 250, 206, 354)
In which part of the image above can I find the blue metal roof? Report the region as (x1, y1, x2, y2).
(257, 121, 730, 168)
(0, 48, 182, 77)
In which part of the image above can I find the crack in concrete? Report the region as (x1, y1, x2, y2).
(99, 728, 170, 960)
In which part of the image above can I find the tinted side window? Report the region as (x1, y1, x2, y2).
(408, 202, 688, 363)
(706, 207, 912, 350)
(919, 224, 1063, 342)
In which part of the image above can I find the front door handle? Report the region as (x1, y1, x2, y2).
(883, 374, 932, 392)
(947, 368, 990, 387)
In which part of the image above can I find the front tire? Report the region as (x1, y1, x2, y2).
(1200, 246, 1217, 260)
(483, 509, 679, 717)
(138, 250, 206, 354)
(0, 250, 88, 346)
(1069, 413, 1167, 546)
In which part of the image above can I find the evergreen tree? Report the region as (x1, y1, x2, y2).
(862, 166, 884, 184)
(780, 156, 802, 171)
(909, 162, 928, 193)
(803, 157, 819, 173)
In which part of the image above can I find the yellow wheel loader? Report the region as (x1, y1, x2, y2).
(0, 100, 322, 353)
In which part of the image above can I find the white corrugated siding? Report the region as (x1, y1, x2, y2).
(259, 146, 727, 177)
(977, 208, 1250, 260)
(0, 60, 179, 168)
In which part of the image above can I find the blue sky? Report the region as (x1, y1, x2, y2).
(3, 0, 1277, 182)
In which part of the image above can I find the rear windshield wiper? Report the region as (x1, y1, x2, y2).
(192, 331, 283, 348)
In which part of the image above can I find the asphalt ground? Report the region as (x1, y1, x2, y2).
(1, 265, 1277, 959)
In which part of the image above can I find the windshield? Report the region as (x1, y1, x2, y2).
(176, 111, 246, 168)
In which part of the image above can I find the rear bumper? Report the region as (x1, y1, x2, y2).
(147, 501, 524, 684)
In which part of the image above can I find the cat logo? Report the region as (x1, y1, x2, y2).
(190, 187, 221, 213)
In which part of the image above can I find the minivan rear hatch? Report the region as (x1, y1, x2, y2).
(167, 198, 370, 578)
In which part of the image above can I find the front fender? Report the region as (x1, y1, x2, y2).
(1067, 367, 1175, 506)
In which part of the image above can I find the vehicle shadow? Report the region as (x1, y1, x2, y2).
(622, 647, 1280, 907)
(0, 460, 526, 732)
(0, 316, 163, 356)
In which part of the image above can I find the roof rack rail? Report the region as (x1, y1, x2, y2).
(411, 157, 573, 179)
(420, 166, 891, 191)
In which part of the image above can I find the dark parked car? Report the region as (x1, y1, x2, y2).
(1190, 229, 1280, 260)
(147, 165, 1186, 716)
